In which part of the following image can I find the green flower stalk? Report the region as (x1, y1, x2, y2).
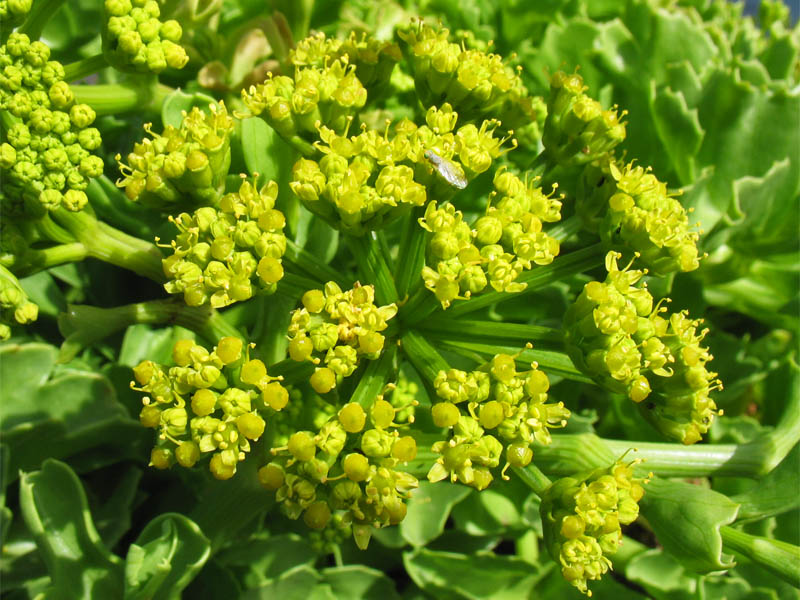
(0, 263, 38, 339)
(540, 459, 648, 596)
(116, 101, 234, 211)
(101, 0, 189, 74)
(259, 382, 418, 549)
(0, 32, 103, 217)
(287, 282, 398, 394)
(289, 104, 515, 234)
(428, 350, 570, 490)
(564, 251, 722, 443)
(542, 71, 627, 167)
(290, 31, 402, 92)
(420, 167, 562, 308)
(578, 156, 701, 276)
(398, 22, 537, 131)
(132, 336, 289, 480)
(0, 0, 32, 31)
(160, 177, 287, 308)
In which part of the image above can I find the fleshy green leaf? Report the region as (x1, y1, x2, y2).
(160, 89, 217, 129)
(640, 477, 740, 573)
(216, 533, 316, 588)
(18, 460, 124, 599)
(320, 565, 401, 600)
(399, 481, 471, 547)
(403, 548, 545, 600)
(732, 444, 800, 522)
(124, 513, 211, 600)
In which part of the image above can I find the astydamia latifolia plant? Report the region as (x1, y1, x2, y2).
(7, 5, 797, 599)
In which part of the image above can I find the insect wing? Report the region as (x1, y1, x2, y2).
(426, 150, 468, 189)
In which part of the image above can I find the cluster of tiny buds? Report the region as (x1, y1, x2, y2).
(103, 0, 189, 73)
(258, 384, 419, 549)
(159, 177, 287, 308)
(428, 348, 570, 490)
(132, 337, 289, 480)
(287, 282, 398, 394)
(1, 32, 102, 216)
(0, 264, 38, 340)
(420, 167, 562, 308)
(564, 251, 722, 444)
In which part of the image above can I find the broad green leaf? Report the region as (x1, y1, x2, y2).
(124, 513, 211, 600)
(399, 481, 471, 547)
(320, 565, 401, 600)
(403, 548, 544, 600)
(216, 533, 316, 588)
(240, 116, 295, 187)
(450, 484, 528, 537)
(160, 88, 217, 129)
(640, 477, 739, 573)
(118, 324, 194, 368)
(0, 343, 145, 476)
(242, 565, 331, 600)
(649, 82, 704, 185)
(18, 460, 124, 599)
(92, 467, 142, 549)
(759, 29, 800, 82)
(625, 549, 697, 598)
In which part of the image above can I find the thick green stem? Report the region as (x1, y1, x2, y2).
(350, 345, 397, 409)
(278, 272, 323, 298)
(71, 80, 173, 115)
(445, 243, 606, 318)
(18, 0, 66, 39)
(527, 150, 553, 178)
(58, 299, 243, 362)
(345, 233, 399, 306)
(418, 318, 563, 348)
(284, 239, 347, 286)
(62, 53, 109, 82)
(281, 133, 317, 158)
(547, 215, 582, 242)
(400, 330, 449, 385)
(394, 207, 428, 299)
(10, 243, 88, 276)
(720, 526, 800, 586)
(398, 287, 440, 326)
(513, 463, 552, 497)
(50, 208, 165, 282)
(86, 176, 158, 240)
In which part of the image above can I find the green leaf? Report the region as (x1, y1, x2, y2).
(242, 565, 330, 600)
(160, 88, 217, 129)
(399, 481, 471, 547)
(216, 533, 316, 588)
(721, 526, 800, 588)
(18, 460, 124, 599)
(732, 444, 800, 522)
(320, 565, 401, 600)
(124, 513, 211, 600)
(649, 82, 704, 185)
(625, 549, 697, 598)
(640, 477, 739, 573)
(240, 116, 295, 186)
(403, 548, 544, 600)
(0, 343, 145, 477)
(92, 467, 142, 549)
(450, 488, 524, 537)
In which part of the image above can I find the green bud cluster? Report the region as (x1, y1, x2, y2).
(0, 263, 38, 340)
(116, 101, 234, 211)
(543, 71, 626, 167)
(161, 178, 287, 308)
(0, 32, 102, 217)
(259, 391, 419, 549)
(578, 157, 701, 276)
(289, 103, 514, 234)
(0, 0, 31, 29)
(241, 56, 367, 139)
(398, 22, 536, 131)
(420, 167, 562, 308)
(564, 252, 721, 443)
(288, 282, 398, 394)
(290, 31, 402, 91)
(428, 352, 570, 490)
(132, 336, 289, 480)
(102, 0, 188, 74)
(540, 460, 647, 596)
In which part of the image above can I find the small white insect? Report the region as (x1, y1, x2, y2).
(424, 149, 468, 190)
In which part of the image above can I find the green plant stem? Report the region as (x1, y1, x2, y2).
(279, 272, 323, 298)
(8, 243, 88, 276)
(417, 318, 563, 348)
(527, 150, 553, 178)
(284, 239, 346, 286)
(70, 80, 173, 115)
(281, 133, 317, 158)
(398, 287, 440, 326)
(345, 233, 399, 305)
(35, 213, 76, 245)
(50, 208, 165, 282)
(394, 207, 427, 299)
(720, 526, 800, 586)
(350, 345, 397, 409)
(513, 463, 552, 497)
(86, 176, 158, 240)
(62, 53, 109, 82)
(400, 330, 449, 385)
(446, 243, 606, 318)
(435, 338, 589, 383)
(547, 215, 582, 242)
(18, 0, 66, 39)
(266, 358, 315, 386)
